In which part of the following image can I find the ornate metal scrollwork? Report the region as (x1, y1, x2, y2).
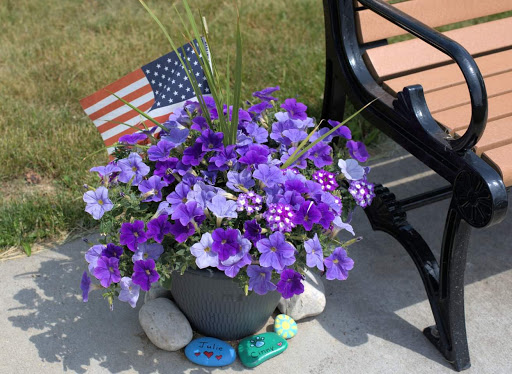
(364, 184, 407, 233)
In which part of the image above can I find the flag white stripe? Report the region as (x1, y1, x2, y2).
(101, 115, 145, 140)
(84, 77, 150, 115)
(93, 92, 155, 128)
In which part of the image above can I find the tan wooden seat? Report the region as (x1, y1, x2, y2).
(358, 0, 512, 186)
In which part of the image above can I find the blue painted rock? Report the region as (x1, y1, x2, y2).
(238, 332, 288, 368)
(274, 314, 298, 339)
(185, 337, 236, 367)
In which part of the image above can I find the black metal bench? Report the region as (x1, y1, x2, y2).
(322, 0, 512, 371)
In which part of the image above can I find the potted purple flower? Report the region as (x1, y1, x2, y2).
(80, 0, 375, 340)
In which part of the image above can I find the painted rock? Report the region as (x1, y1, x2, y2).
(274, 314, 297, 339)
(184, 337, 236, 367)
(238, 332, 288, 368)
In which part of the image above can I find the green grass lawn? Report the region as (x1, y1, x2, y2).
(0, 0, 353, 250)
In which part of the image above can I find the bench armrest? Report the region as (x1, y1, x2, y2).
(358, 0, 488, 153)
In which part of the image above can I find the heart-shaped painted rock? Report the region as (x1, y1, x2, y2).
(185, 337, 236, 367)
(274, 314, 298, 339)
(238, 332, 288, 368)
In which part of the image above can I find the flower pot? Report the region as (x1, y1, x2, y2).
(170, 268, 281, 340)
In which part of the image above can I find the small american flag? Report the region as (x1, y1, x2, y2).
(80, 39, 210, 154)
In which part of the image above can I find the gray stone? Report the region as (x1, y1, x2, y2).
(277, 270, 326, 321)
(139, 298, 193, 351)
(143, 284, 173, 303)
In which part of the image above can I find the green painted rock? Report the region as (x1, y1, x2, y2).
(238, 332, 288, 368)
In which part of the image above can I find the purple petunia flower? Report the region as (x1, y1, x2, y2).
(244, 219, 263, 244)
(247, 265, 277, 295)
(197, 129, 224, 152)
(324, 247, 354, 280)
(245, 122, 269, 144)
(118, 277, 140, 308)
(346, 140, 369, 162)
(83, 186, 114, 220)
(281, 98, 307, 120)
(280, 147, 309, 169)
(226, 169, 255, 192)
(119, 133, 148, 145)
(161, 124, 189, 146)
(191, 116, 209, 131)
(85, 244, 104, 272)
(308, 127, 335, 144)
(283, 128, 307, 143)
(207, 195, 238, 219)
(327, 119, 352, 139)
(270, 119, 295, 146)
(253, 164, 285, 188)
(284, 179, 308, 194)
(81, 271, 92, 302)
(119, 220, 147, 252)
(209, 145, 237, 171)
(168, 221, 195, 243)
(338, 159, 365, 181)
(308, 142, 333, 168)
(321, 192, 342, 214)
(278, 190, 305, 210)
(117, 153, 150, 186)
(89, 163, 121, 179)
(332, 216, 355, 236)
(317, 202, 336, 230)
(253, 86, 280, 102)
(182, 142, 205, 166)
(239, 144, 270, 166)
(138, 176, 169, 202)
(304, 234, 324, 271)
(171, 201, 204, 226)
(147, 140, 176, 161)
(101, 243, 123, 259)
(132, 259, 160, 291)
(93, 256, 121, 288)
(132, 242, 164, 262)
(146, 214, 172, 243)
(166, 182, 190, 212)
(153, 158, 178, 184)
(217, 236, 252, 278)
(276, 269, 304, 299)
(211, 228, 240, 261)
(190, 232, 219, 269)
(256, 231, 296, 271)
(293, 201, 322, 231)
(247, 101, 273, 114)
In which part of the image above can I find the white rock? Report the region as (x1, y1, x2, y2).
(143, 284, 173, 304)
(139, 298, 193, 351)
(277, 270, 326, 321)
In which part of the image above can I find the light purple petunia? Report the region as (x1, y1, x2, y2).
(292, 201, 322, 231)
(253, 164, 285, 188)
(132, 242, 164, 262)
(89, 163, 121, 178)
(346, 140, 369, 162)
(117, 153, 150, 186)
(324, 247, 354, 280)
(256, 231, 296, 271)
(338, 159, 365, 181)
(85, 244, 105, 272)
(93, 256, 121, 288)
(281, 98, 307, 120)
(227, 169, 255, 192)
(171, 201, 204, 226)
(118, 277, 140, 308)
(321, 192, 342, 214)
(80, 271, 92, 302)
(190, 232, 219, 269)
(187, 182, 218, 209)
(138, 175, 169, 202)
(207, 195, 237, 219)
(146, 214, 172, 243)
(253, 86, 280, 102)
(217, 236, 252, 278)
(132, 259, 160, 291)
(245, 122, 269, 144)
(247, 265, 277, 295)
(166, 182, 191, 212)
(280, 147, 309, 169)
(270, 119, 295, 146)
(308, 127, 335, 144)
(119, 220, 147, 252)
(118, 133, 148, 145)
(147, 140, 176, 161)
(304, 234, 324, 271)
(283, 128, 308, 143)
(308, 142, 333, 168)
(332, 216, 355, 236)
(83, 186, 114, 220)
(276, 269, 304, 299)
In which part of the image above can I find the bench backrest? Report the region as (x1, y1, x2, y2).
(355, 0, 512, 44)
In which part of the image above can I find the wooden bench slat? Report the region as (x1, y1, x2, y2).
(483, 141, 512, 187)
(363, 17, 512, 81)
(434, 91, 512, 134)
(383, 49, 512, 95)
(423, 70, 512, 114)
(455, 116, 512, 156)
(357, 0, 512, 44)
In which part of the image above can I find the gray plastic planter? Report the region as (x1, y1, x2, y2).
(170, 268, 281, 340)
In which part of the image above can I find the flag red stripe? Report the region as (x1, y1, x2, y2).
(88, 84, 153, 121)
(80, 69, 146, 109)
(103, 114, 169, 147)
(96, 101, 155, 133)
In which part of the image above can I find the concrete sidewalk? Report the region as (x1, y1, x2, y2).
(1, 149, 512, 373)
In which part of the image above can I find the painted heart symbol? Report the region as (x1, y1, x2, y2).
(215, 355, 223, 360)
(203, 351, 214, 359)
(277, 342, 282, 346)
(194, 352, 201, 357)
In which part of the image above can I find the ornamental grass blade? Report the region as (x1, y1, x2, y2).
(230, 14, 243, 145)
(109, 91, 166, 131)
(22, 243, 32, 257)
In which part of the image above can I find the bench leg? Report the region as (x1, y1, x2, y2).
(364, 185, 471, 371)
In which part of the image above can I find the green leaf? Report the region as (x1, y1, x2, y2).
(230, 14, 243, 146)
(109, 91, 166, 131)
(22, 242, 31, 257)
